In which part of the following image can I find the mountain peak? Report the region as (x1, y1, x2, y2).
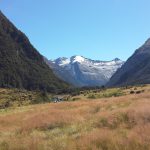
(54, 57, 70, 66)
(113, 58, 121, 61)
(70, 55, 85, 63)
(55, 57, 68, 61)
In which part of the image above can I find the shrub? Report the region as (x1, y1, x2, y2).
(136, 91, 141, 94)
(130, 91, 135, 94)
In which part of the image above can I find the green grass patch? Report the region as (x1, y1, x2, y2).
(87, 88, 124, 99)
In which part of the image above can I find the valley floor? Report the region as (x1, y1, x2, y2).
(0, 86, 150, 150)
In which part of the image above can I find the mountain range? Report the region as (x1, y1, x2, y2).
(0, 11, 68, 92)
(45, 56, 124, 87)
(107, 38, 150, 87)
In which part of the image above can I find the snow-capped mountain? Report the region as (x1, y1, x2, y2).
(45, 56, 124, 87)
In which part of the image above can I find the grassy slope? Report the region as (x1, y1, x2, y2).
(0, 88, 51, 109)
(0, 85, 150, 150)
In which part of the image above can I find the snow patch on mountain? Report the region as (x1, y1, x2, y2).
(71, 55, 85, 63)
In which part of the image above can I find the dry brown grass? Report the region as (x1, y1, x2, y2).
(0, 86, 150, 150)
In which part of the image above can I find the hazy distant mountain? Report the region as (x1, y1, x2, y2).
(45, 55, 124, 87)
(107, 38, 150, 87)
(0, 11, 68, 92)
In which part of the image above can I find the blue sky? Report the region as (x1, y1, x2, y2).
(0, 0, 150, 61)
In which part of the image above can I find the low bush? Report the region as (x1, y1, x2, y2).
(130, 91, 135, 94)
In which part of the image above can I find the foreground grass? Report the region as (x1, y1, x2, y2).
(0, 86, 150, 149)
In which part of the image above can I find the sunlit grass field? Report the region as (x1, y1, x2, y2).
(0, 85, 150, 150)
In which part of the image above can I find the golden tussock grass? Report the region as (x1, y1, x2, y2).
(0, 86, 150, 150)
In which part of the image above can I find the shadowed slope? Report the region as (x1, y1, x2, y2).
(108, 38, 150, 87)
